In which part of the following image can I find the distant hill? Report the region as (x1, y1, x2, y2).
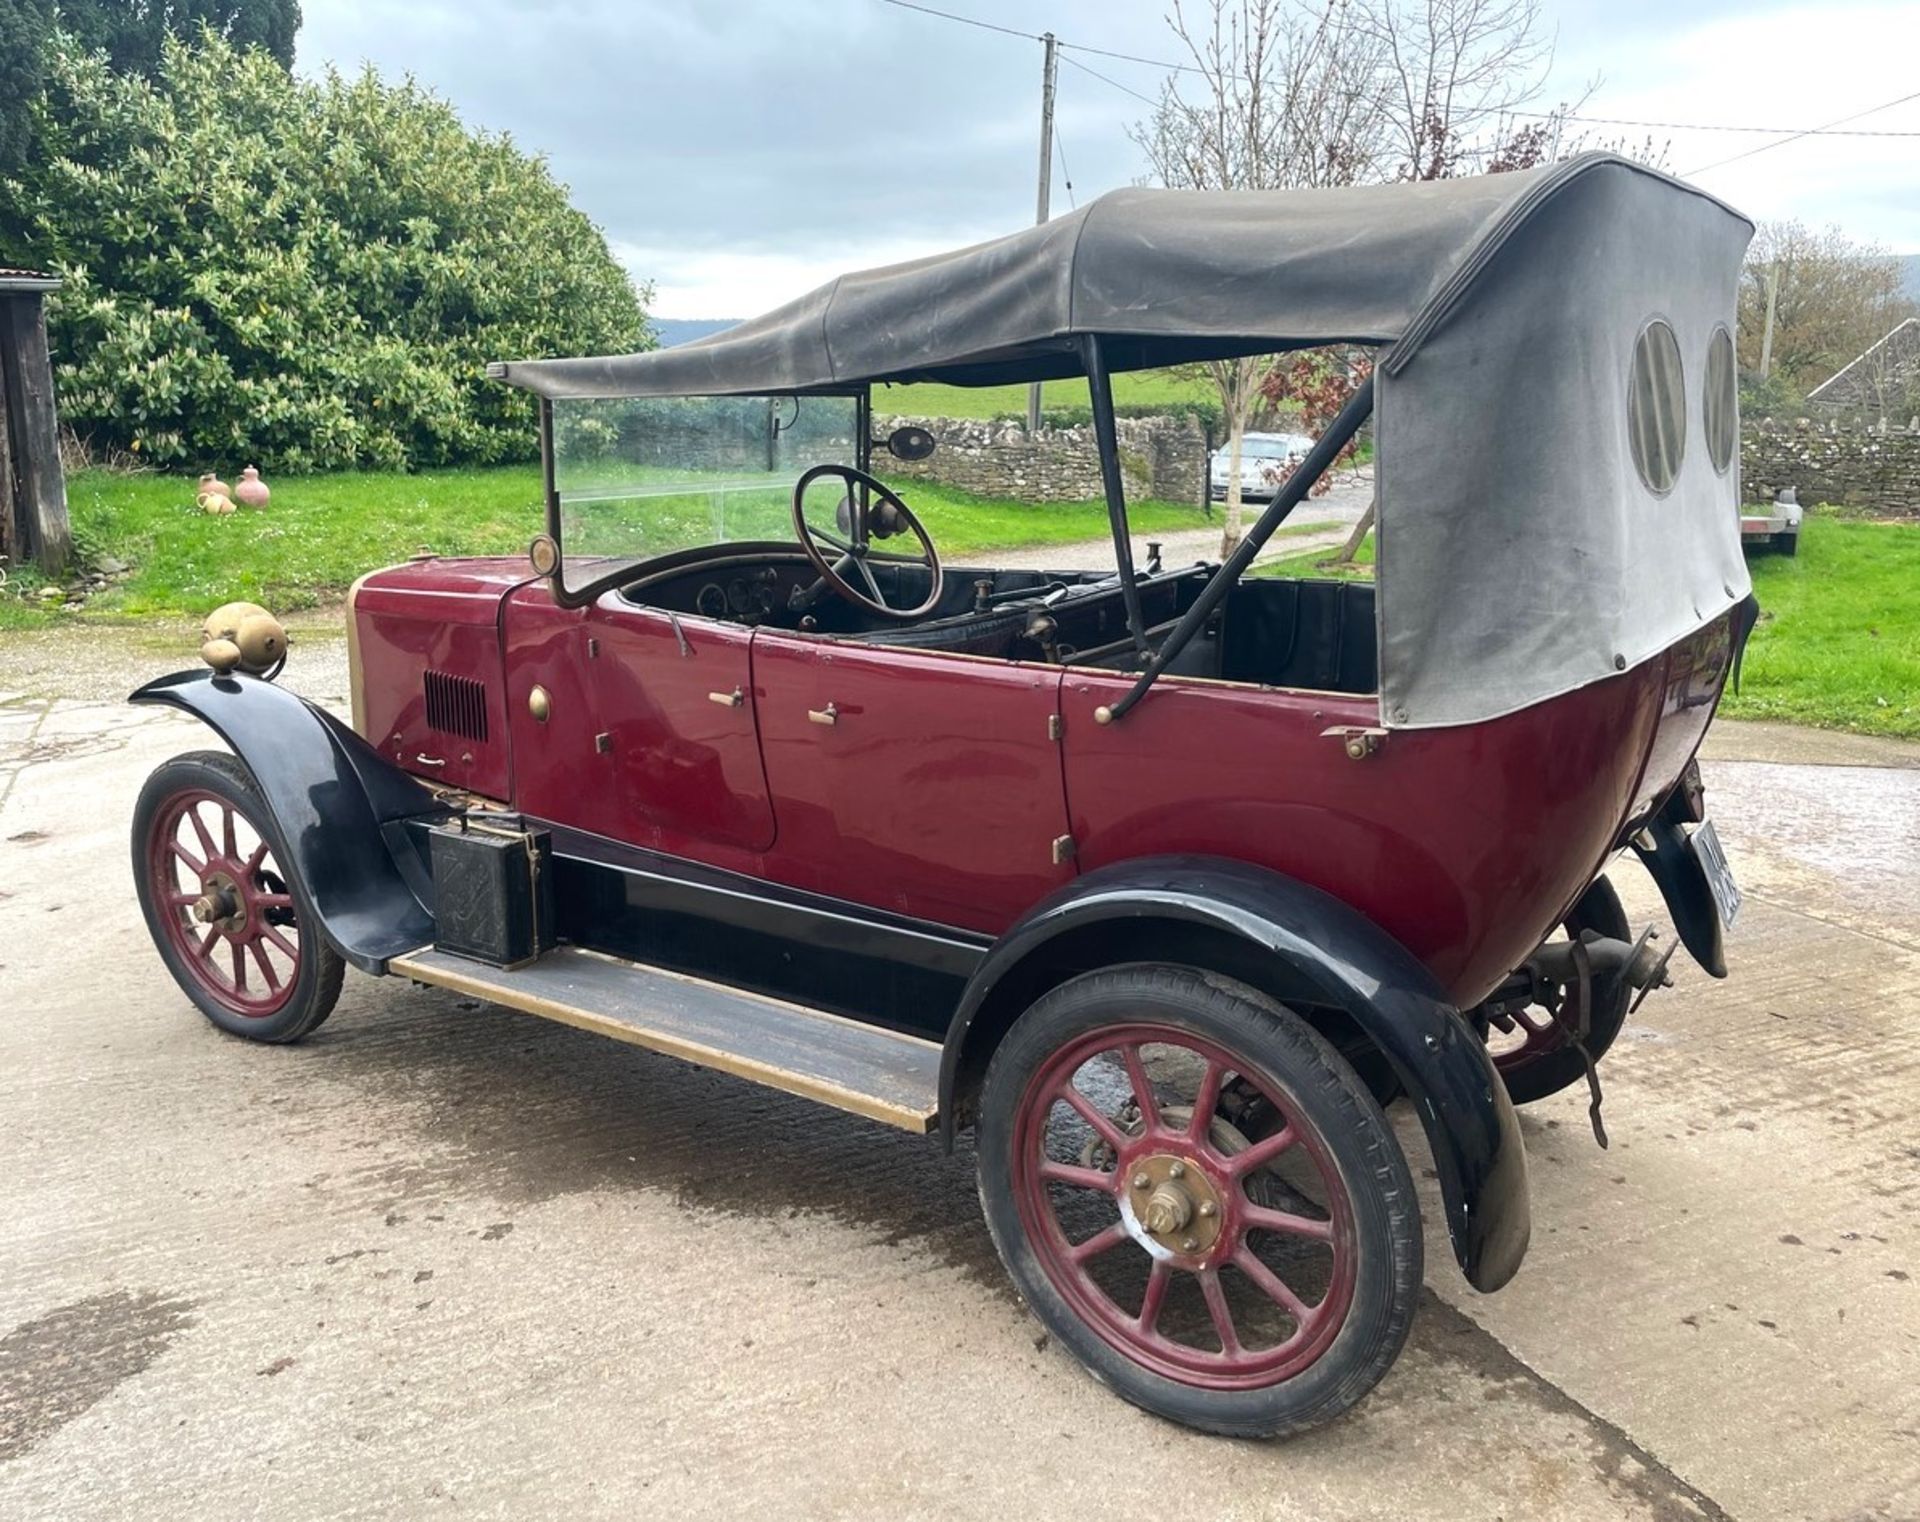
(1903, 254, 1920, 303)
(649, 317, 739, 347)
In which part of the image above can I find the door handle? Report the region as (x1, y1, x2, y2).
(807, 702, 839, 727)
(708, 687, 744, 708)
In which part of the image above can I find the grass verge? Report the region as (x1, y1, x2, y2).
(0, 465, 1209, 628)
(1725, 514, 1919, 738)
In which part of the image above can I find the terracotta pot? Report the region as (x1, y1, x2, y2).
(198, 470, 231, 500)
(234, 465, 271, 509)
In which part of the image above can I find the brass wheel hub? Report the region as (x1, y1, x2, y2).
(1123, 1153, 1225, 1259)
(191, 870, 246, 934)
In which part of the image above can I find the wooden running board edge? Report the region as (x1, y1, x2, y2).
(388, 946, 942, 1134)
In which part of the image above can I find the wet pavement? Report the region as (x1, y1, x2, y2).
(0, 656, 1916, 1520)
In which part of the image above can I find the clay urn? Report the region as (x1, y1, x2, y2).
(234, 465, 271, 508)
(199, 470, 231, 499)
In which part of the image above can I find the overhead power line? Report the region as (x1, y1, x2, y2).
(1513, 108, 1920, 137)
(874, 0, 1920, 176)
(1684, 88, 1920, 175)
(1059, 52, 1161, 110)
(872, 0, 1037, 43)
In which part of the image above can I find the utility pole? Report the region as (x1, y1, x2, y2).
(1026, 31, 1058, 434)
(1759, 261, 1780, 380)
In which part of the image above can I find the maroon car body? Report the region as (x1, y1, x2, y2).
(351, 558, 1734, 1007)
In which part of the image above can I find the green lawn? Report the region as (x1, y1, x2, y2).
(0, 465, 1208, 628)
(879, 368, 1216, 421)
(1252, 532, 1375, 580)
(1251, 515, 1920, 738)
(1724, 515, 1920, 738)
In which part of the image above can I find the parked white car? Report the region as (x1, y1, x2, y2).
(1209, 430, 1316, 502)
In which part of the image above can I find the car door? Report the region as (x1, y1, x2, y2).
(752, 633, 1074, 934)
(581, 597, 776, 854)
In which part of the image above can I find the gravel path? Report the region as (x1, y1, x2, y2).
(984, 469, 1373, 572)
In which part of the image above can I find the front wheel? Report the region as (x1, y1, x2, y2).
(133, 750, 344, 1042)
(976, 965, 1422, 1438)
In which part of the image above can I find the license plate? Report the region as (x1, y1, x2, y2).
(1690, 818, 1742, 929)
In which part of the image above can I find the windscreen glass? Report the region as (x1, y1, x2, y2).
(550, 394, 860, 593)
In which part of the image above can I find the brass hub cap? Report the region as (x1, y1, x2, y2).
(1121, 1153, 1224, 1260)
(191, 870, 246, 934)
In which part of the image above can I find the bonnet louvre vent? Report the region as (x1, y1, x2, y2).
(423, 671, 489, 741)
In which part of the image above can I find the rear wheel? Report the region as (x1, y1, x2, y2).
(133, 750, 343, 1042)
(1772, 529, 1799, 557)
(1486, 876, 1631, 1105)
(976, 965, 1421, 1438)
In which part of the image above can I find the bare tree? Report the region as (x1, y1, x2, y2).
(1739, 220, 1916, 397)
(1131, 0, 1389, 554)
(1354, 0, 1551, 179)
(1132, 0, 1567, 554)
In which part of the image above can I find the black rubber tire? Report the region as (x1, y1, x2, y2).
(975, 964, 1423, 1439)
(1497, 875, 1632, 1107)
(1773, 530, 1799, 557)
(132, 750, 345, 1043)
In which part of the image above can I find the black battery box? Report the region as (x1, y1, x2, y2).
(427, 818, 555, 967)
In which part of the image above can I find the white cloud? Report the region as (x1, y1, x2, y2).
(1551, 2, 1920, 246)
(619, 238, 962, 321)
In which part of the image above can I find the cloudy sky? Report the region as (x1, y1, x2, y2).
(297, 0, 1920, 319)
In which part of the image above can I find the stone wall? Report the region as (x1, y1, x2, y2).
(1742, 417, 1920, 517)
(878, 410, 1920, 519)
(876, 412, 1210, 505)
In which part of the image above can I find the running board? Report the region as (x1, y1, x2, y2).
(388, 945, 941, 1133)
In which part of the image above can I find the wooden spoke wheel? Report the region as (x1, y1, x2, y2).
(1486, 876, 1633, 1106)
(976, 965, 1421, 1438)
(133, 751, 342, 1042)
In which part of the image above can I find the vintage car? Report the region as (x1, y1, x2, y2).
(130, 152, 1755, 1438)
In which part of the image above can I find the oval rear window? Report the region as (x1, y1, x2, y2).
(1628, 319, 1686, 496)
(1704, 326, 1737, 476)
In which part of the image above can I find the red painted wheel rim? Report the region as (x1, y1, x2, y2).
(146, 787, 302, 1019)
(1489, 935, 1592, 1075)
(1010, 1023, 1358, 1391)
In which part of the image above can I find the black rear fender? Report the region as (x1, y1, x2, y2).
(130, 670, 450, 971)
(941, 856, 1531, 1293)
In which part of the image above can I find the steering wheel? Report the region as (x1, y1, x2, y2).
(791, 463, 943, 621)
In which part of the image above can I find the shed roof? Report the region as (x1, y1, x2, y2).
(0, 269, 60, 293)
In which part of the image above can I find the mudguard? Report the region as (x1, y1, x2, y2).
(1630, 790, 1727, 978)
(940, 856, 1531, 1293)
(131, 669, 450, 972)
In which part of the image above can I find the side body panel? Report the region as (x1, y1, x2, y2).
(351, 559, 533, 800)
(1059, 661, 1670, 1008)
(750, 635, 1075, 932)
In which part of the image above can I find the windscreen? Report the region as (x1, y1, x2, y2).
(550, 394, 861, 594)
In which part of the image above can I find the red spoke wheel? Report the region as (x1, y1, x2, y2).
(976, 965, 1421, 1438)
(1486, 876, 1632, 1106)
(133, 751, 343, 1043)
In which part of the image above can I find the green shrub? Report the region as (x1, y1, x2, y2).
(3, 31, 648, 472)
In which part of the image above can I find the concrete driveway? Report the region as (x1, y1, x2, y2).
(1, 640, 1915, 1521)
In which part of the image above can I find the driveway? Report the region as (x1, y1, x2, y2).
(0, 644, 1915, 1520)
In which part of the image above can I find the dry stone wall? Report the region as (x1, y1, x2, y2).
(875, 412, 1210, 505)
(1742, 418, 1920, 517)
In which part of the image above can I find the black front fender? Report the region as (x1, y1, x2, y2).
(131, 670, 449, 972)
(941, 857, 1531, 1292)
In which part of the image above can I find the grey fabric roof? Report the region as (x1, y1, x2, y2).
(493, 153, 1740, 399)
